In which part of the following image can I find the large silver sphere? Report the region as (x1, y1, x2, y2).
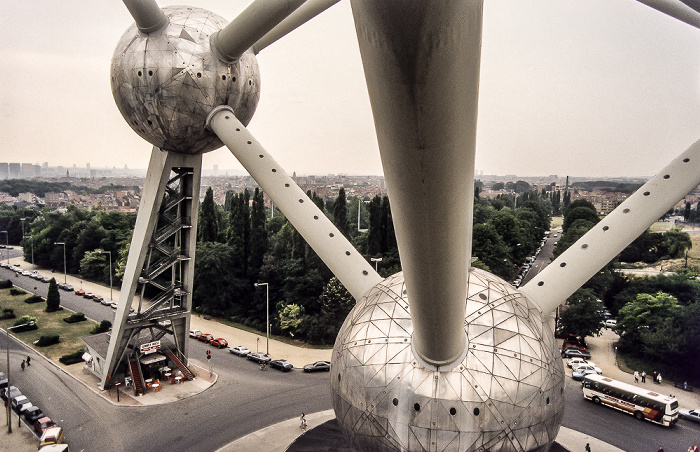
(111, 6, 260, 155)
(331, 268, 565, 452)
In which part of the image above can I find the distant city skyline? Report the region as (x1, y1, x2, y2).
(1, 1, 699, 178)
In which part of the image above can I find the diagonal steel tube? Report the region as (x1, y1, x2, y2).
(522, 138, 700, 316)
(211, 0, 305, 63)
(252, 0, 342, 54)
(122, 0, 167, 33)
(636, 0, 700, 28)
(207, 106, 381, 301)
(349, 1, 484, 366)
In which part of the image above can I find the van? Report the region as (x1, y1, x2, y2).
(39, 426, 64, 447)
(11, 395, 32, 414)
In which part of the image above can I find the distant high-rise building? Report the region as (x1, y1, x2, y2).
(9, 163, 21, 178)
(0, 163, 8, 180)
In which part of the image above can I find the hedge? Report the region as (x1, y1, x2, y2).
(24, 295, 43, 304)
(0, 308, 15, 320)
(63, 313, 86, 324)
(10, 288, 26, 296)
(59, 349, 85, 365)
(0, 280, 12, 289)
(36, 334, 60, 346)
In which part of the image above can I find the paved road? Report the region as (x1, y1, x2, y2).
(3, 244, 700, 451)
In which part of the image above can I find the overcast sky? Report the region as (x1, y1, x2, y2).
(1, 1, 699, 178)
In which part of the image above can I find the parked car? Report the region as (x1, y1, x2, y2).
(210, 338, 228, 348)
(101, 299, 111, 306)
(39, 426, 64, 448)
(34, 416, 56, 436)
(247, 352, 271, 364)
(571, 361, 601, 374)
(566, 357, 587, 368)
(57, 283, 74, 291)
(189, 330, 202, 338)
(197, 333, 214, 343)
(1, 385, 21, 402)
(0, 371, 7, 389)
(679, 408, 700, 424)
(93, 295, 104, 303)
(562, 348, 591, 359)
(604, 319, 617, 328)
(572, 368, 598, 381)
(270, 359, 294, 371)
(75, 289, 85, 296)
(23, 406, 44, 424)
(11, 395, 32, 414)
(229, 346, 251, 356)
(83, 292, 94, 299)
(110, 302, 118, 309)
(562, 339, 587, 351)
(303, 361, 331, 372)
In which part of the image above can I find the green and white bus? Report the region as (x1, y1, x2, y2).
(582, 374, 679, 426)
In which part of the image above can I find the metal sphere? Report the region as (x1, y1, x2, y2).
(111, 6, 260, 155)
(330, 268, 565, 452)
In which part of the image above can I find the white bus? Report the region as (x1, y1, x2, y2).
(582, 374, 679, 426)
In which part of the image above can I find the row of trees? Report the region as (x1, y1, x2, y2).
(5, 181, 551, 345)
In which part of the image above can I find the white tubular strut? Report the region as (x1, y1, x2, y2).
(206, 106, 382, 300)
(522, 138, 700, 316)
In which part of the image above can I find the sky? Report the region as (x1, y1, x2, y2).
(1, 0, 699, 178)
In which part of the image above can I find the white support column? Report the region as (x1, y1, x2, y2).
(522, 138, 700, 316)
(207, 106, 381, 301)
(100, 147, 202, 389)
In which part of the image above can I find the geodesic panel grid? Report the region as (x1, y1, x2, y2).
(111, 6, 260, 155)
(330, 268, 565, 452)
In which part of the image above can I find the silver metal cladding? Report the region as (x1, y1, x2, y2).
(111, 6, 261, 155)
(331, 268, 565, 452)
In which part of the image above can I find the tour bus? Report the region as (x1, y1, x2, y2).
(582, 374, 679, 426)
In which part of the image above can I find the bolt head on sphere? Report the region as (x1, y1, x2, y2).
(111, 6, 260, 155)
(331, 268, 565, 452)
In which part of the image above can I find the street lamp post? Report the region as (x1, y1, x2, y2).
(371, 257, 383, 272)
(54, 242, 67, 284)
(100, 250, 113, 301)
(0, 231, 8, 265)
(24, 236, 34, 270)
(19, 218, 25, 239)
(254, 282, 269, 355)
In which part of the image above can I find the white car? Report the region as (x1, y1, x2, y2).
(679, 408, 700, 424)
(229, 346, 251, 356)
(605, 319, 617, 328)
(571, 363, 602, 375)
(566, 357, 587, 368)
(189, 330, 202, 338)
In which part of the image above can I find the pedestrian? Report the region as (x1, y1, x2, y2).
(585, 443, 591, 452)
(634, 371, 639, 383)
(684, 381, 688, 390)
(653, 371, 657, 383)
(688, 444, 699, 452)
(641, 371, 646, 383)
(21, 360, 25, 371)
(657, 373, 662, 385)
(26, 356, 30, 366)
(658, 448, 664, 452)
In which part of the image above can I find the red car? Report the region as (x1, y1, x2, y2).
(34, 416, 56, 436)
(210, 338, 228, 348)
(197, 333, 214, 343)
(75, 289, 85, 296)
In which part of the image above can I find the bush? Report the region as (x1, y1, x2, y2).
(0, 308, 15, 320)
(10, 288, 26, 296)
(90, 320, 112, 334)
(59, 349, 85, 365)
(63, 312, 86, 324)
(12, 319, 38, 333)
(14, 315, 37, 327)
(24, 295, 43, 304)
(36, 334, 60, 347)
(0, 280, 12, 289)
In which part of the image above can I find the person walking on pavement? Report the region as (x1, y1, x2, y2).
(585, 443, 591, 452)
(653, 371, 658, 383)
(634, 371, 639, 383)
(21, 360, 25, 371)
(26, 356, 30, 366)
(642, 371, 646, 383)
(657, 373, 662, 384)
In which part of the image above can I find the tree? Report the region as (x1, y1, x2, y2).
(198, 187, 219, 243)
(306, 277, 355, 344)
(562, 200, 599, 232)
(471, 223, 513, 278)
(279, 303, 305, 336)
(249, 188, 267, 281)
(46, 277, 61, 312)
(80, 249, 108, 281)
(615, 292, 681, 353)
(333, 188, 349, 238)
(557, 289, 604, 341)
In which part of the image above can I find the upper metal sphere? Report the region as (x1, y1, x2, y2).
(111, 6, 260, 155)
(330, 268, 565, 452)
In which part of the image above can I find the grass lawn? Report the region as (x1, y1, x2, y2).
(551, 216, 563, 229)
(0, 288, 97, 361)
